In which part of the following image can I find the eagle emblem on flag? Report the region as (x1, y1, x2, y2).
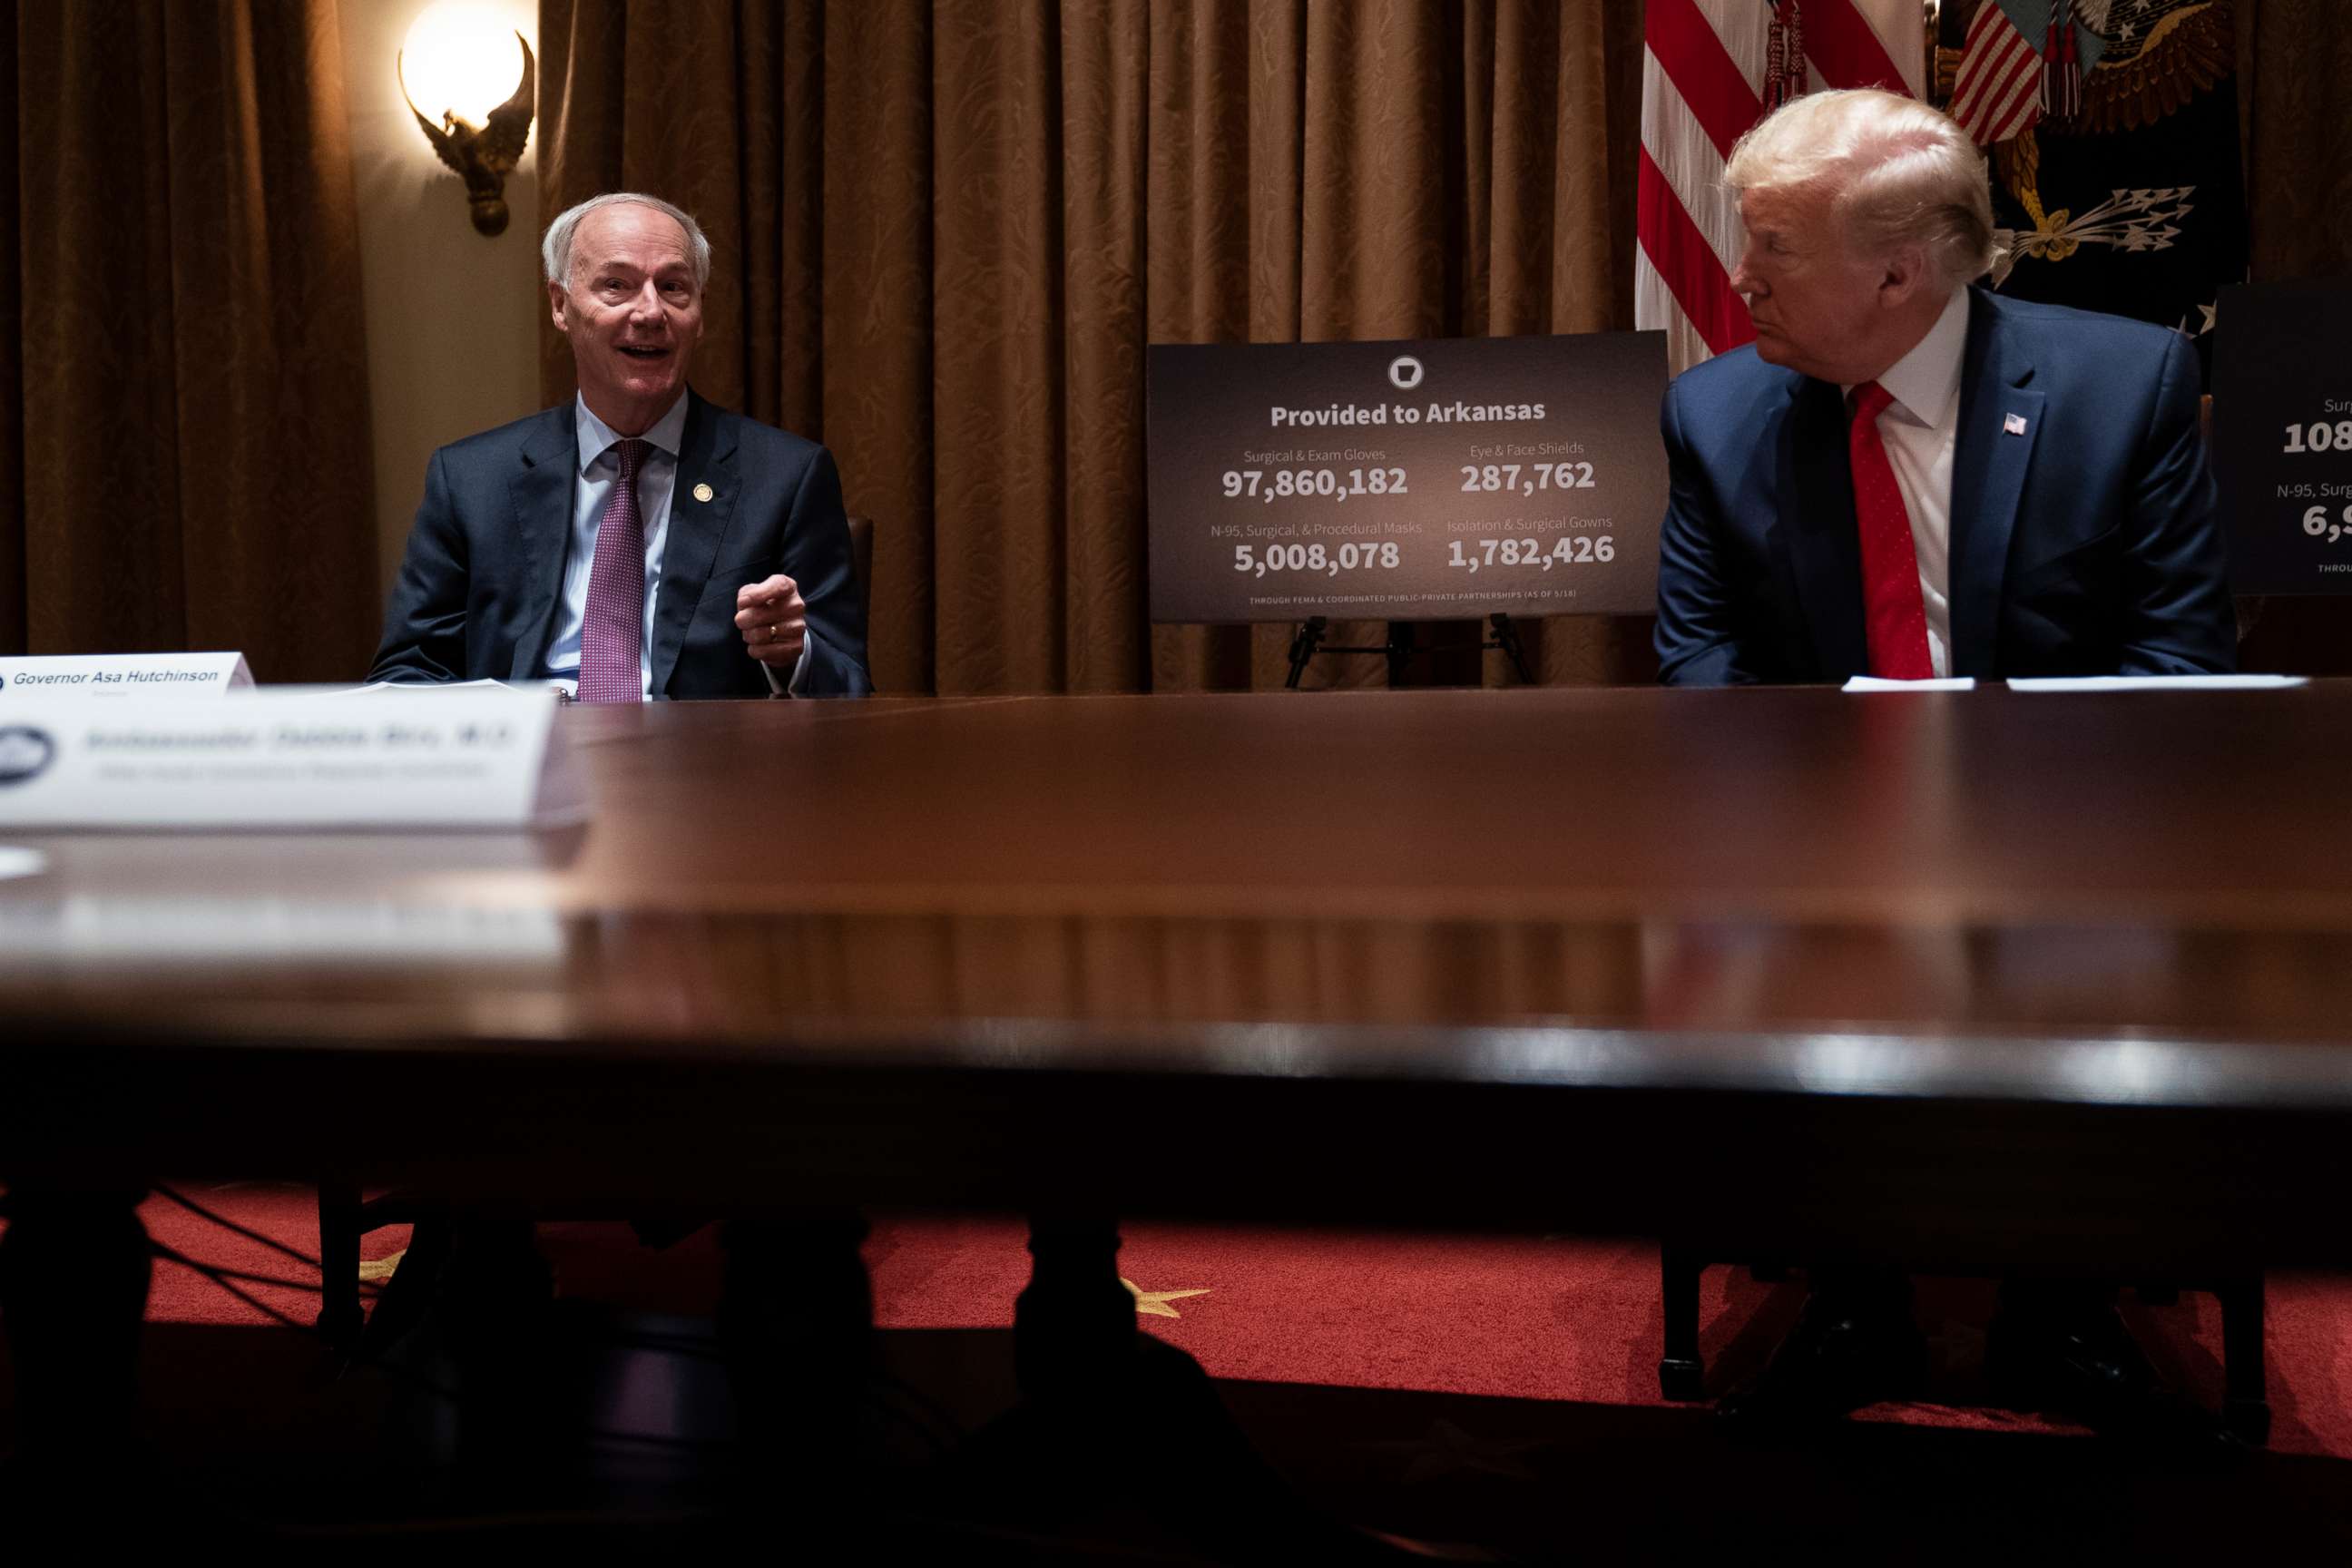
(1942, 0, 2245, 372)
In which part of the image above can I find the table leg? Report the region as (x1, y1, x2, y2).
(424, 1211, 555, 1480)
(316, 1180, 364, 1351)
(720, 1207, 874, 1490)
(950, 1210, 1460, 1563)
(2220, 1273, 2271, 1446)
(1658, 1245, 1707, 1400)
(1, 1186, 152, 1463)
(1013, 1210, 1132, 1399)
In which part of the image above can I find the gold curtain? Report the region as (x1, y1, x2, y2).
(0, 0, 376, 681)
(2241, 1, 2352, 287)
(541, 1, 2352, 697)
(540, 0, 1647, 696)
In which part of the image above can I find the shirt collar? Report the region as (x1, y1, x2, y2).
(573, 389, 690, 475)
(1854, 288, 1970, 428)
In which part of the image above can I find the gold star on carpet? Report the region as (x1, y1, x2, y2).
(1122, 1277, 1210, 1318)
(1355, 1418, 1544, 1485)
(357, 1250, 406, 1283)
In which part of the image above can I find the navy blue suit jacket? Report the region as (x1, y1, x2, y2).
(370, 390, 872, 698)
(1651, 288, 2234, 685)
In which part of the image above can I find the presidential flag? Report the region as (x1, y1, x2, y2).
(1636, 0, 1928, 376)
(1952, 0, 2248, 380)
(1947, 0, 2047, 146)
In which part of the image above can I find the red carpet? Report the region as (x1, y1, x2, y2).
(101, 1184, 2352, 1459)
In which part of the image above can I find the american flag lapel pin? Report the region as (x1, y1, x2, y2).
(2004, 413, 2028, 436)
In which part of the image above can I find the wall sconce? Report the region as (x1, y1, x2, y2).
(397, 5, 535, 237)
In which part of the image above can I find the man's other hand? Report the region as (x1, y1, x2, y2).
(734, 573, 807, 666)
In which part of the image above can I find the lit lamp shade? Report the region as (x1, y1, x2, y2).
(399, 4, 526, 126)
(397, 2, 536, 237)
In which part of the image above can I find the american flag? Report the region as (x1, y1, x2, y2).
(1636, 0, 1928, 376)
(1947, 0, 2045, 148)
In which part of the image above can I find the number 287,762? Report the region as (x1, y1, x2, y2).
(1460, 463, 1593, 493)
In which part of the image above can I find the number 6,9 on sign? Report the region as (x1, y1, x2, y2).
(2304, 505, 2352, 542)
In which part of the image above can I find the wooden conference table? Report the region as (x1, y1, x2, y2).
(7, 683, 2352, 1489)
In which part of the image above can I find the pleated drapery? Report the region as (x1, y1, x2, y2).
(0, 0, 376, 681)
(1, 4, 2345, 685)
(539, 1, 1649, 695)
(540, 2, 2352, 693)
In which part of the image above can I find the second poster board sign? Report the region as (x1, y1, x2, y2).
(2215, 279, 2352, 594)
(1147, 331, 1669, 624)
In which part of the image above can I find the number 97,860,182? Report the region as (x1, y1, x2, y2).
(1222, 467, 1407, 502)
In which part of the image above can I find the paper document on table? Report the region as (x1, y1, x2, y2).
(345, 678, 569, 696)
(2007, 675, 2309, 692)
(1842, 676, 1977, 691)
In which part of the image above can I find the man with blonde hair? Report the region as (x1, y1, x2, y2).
(1652, 88, 2232, 687)
(1654, 90, 2234, 1441)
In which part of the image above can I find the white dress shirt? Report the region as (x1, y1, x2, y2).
(542, 392, 810, 697)
(1842, 288, 1970, 679)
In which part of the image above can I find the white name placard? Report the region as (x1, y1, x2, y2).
(0, 687, 585, 830)
(0, 652, 254, 695)
(0, 895, 564, 966)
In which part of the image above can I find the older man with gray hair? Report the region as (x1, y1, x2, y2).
(373, 191, 869, 699)
(1652, 87, 2233, 688)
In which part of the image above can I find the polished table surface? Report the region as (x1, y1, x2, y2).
(7, 684, 2352, 1268)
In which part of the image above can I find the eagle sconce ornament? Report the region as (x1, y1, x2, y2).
(400, 32, 535, 238)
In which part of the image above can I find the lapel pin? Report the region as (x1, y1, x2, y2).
(2004, 413, 2028, 436)
(692, 482, 715, 503)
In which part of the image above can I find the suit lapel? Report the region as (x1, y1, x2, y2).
(507, 407, 578, 681)
(649, 390, 740, 698)
(1948, 289, 2043, 679)
(1778, 375, 1869, 681)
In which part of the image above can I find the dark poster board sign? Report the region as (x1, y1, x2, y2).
(1146, 333, 1669, 624)
(2215, 279, 2352, 594)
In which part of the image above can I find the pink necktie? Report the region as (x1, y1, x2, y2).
(578, 437, 649, 703)
(1848, 382, 1933, 681)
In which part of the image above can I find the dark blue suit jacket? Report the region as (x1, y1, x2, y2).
(1652, 288, 2234, 685)
(370, 390, 871, 698)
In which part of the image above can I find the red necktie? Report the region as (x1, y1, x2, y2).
(578, 436, 649, 703)
(1848, 382, 1933, 680)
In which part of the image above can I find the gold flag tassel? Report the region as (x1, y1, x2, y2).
(1765, 0, 1807, 111)
(2042, 0, 2083, 125)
